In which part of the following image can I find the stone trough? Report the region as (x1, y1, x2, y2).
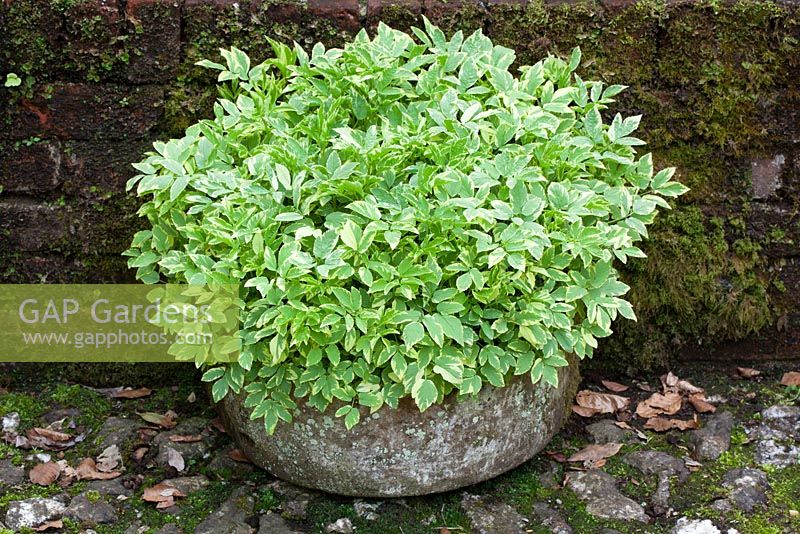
(218, 360, 579, 497)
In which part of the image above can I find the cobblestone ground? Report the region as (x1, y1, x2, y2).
(0, 362, 798, 534)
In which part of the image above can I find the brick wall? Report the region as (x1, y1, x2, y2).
(1, 0, 799, 369)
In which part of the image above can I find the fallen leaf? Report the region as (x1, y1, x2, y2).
(96, 445, 123, 473)
(132, 447, 149, 463)
(143, 482, 186, 507)
(111, 387, 152, 399)
(187, 391, 197, 403)
(544, 450, 567, 463)
(168, 434, 202, 443)
(688, 393, 716, 414)
(661, 372, 679, 388)
(228, 449, 252, 464)
(615, 411, 632, 422)
(29, 462, 61, 485)
(614, 421, 647, 440)
(137, 428, 158, 442)
(574, 390, 630, 414)
(75, 458, 122, 481)
(677, 379, 704, 395)
(33, 520, 63, 532)
(644, 416, 699, 432)
(684, 457, 703, 471)
(735, 367, 761, 379)
(210, 418, 227, 434)
(167, 448, 185, 472)
(137, 410, 177, 429)
(780, 371, 800, 386)
(56, 460, 76, 487)
(636, 392, 683, 418)
(635, 381, 654, 392)
(25, 427, 79, 451)
(571, 405, 600, 418)
(601, 380, 629, 393)
(567, 443, 623, 467)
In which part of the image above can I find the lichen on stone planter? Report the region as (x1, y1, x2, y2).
(218, 358, 579, 497)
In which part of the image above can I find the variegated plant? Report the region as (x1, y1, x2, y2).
(125, 20, 687, 433)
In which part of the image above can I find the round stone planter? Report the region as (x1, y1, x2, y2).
(217, 359, 579, 497)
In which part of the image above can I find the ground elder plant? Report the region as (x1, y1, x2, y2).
(125, 20, 688, 434)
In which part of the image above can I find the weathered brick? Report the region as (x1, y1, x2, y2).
(64, 0, 121, 53)
(423, 0, 487, 34)
(366, 0, 422, 30)
(746, 202, 800, 258)
(125, 0, 182, 83)
(750, 155, 786, 200)
(62, 139, 153, 195)
(0, 254, 133, 284)
(486, 0, 527, 5)
(0, 201, 68, 253)
(308, 0, 361, 32)
(10, 84, 164, 141)
(0, 141, 64, 194)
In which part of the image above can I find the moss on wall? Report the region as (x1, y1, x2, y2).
(1, 0, 799, 371)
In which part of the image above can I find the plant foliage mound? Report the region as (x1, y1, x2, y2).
(126, 21, 687, 433)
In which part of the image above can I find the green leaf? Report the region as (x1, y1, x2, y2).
(412, 379, 438, 412)
(201, 368, 225, 382)
(339, 220, 362, 250)
(433, 355, 463, 384)
(170, 175, 189, 201)
(422, 315, 445, 347)
(456, 273, 472, 292)
(5, 73, 21, 87)
(211, 379, 229, 402)
(402, 321, 425, 348)
(436, 314, 464, 346)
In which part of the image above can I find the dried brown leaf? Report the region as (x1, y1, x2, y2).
(780, 371, 800, 386)
(735, 367, 761, 379)
(661, 372, 679, 388)
(33, 520, 63, 532)
(614, 421, 647, 440)
(228, 449, 252, 464)
(166, 448, 185, 472)
(574, 390, 630, 414)
(25, 427, 78, 451)
(168, 434, 202, 443)
(601, 380, 629, 393)
(143, 482, 186, 505)
(137, 410, 177, 429)
(688, 393, 716, 414)
(567, 442, 623, 463)
(132, 447, 149, 463)
(677, 380, 704, 395)
(96, 445, 122, 473)
(571, 405, 600, 418)
(75, 458, 122, 481)
(545, 450, 567, 463)
(644, 416, 699, 432)
(111, 387, 152, 399)
(210, 418, 227, 434)
(29, 462, 61, 485)
(636, 392, 683, 418)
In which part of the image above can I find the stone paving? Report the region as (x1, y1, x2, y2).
(0, 362, 798, 533)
